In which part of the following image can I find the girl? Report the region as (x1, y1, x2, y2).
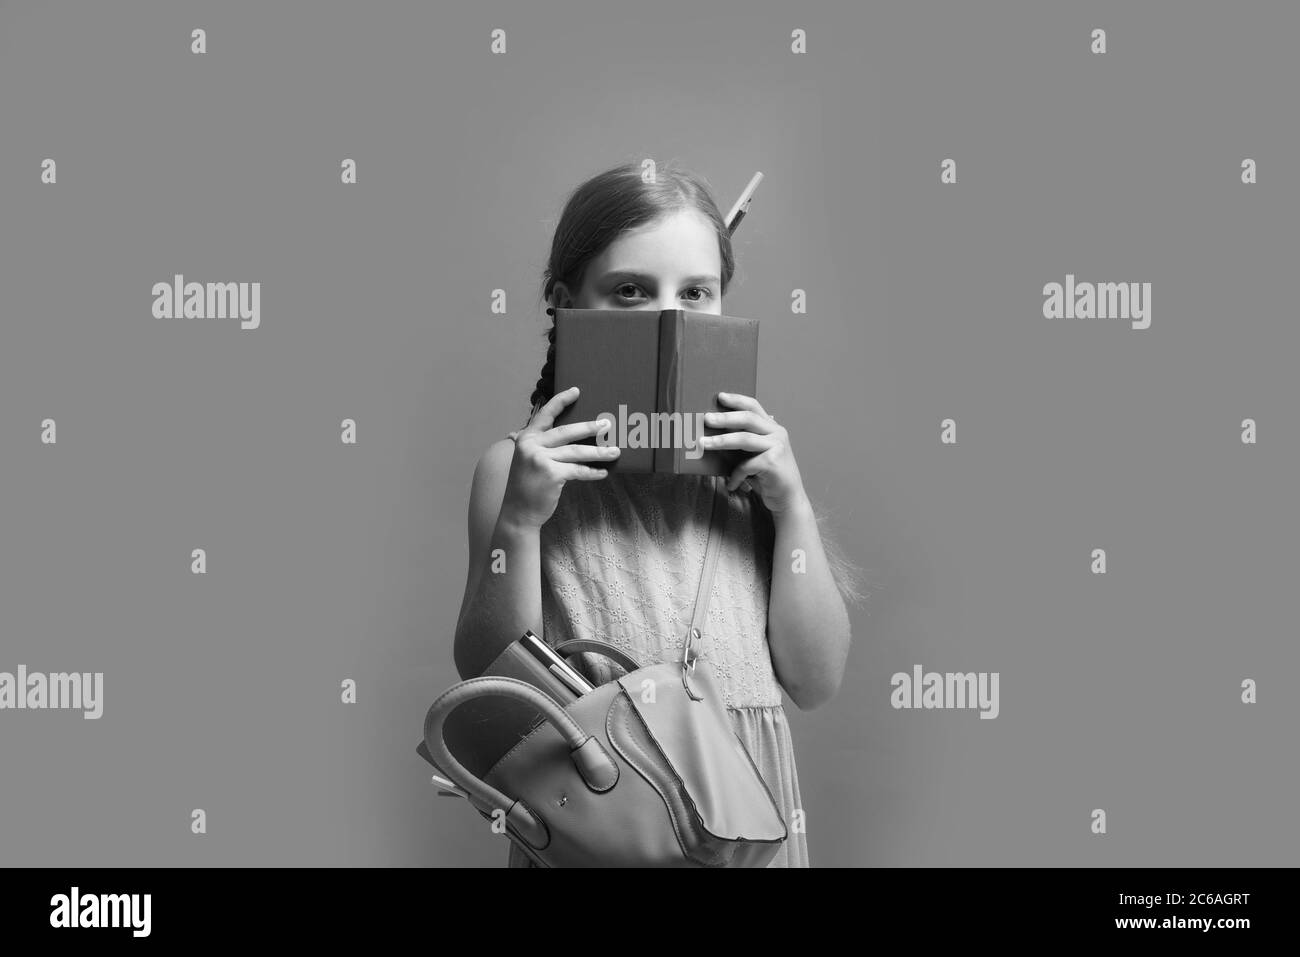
(453, 161, 861, 867)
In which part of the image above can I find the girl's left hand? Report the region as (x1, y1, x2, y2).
(701, 392, 808, 514)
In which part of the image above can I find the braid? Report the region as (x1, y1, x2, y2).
(526, 308, 557, 421)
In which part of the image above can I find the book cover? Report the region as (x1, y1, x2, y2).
(552, 308, 760, 475)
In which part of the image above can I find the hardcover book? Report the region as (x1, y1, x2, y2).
(551, 307, 760, 475)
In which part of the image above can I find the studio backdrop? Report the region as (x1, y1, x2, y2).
(0, 0, 1296, 867)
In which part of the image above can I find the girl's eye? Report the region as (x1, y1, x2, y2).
(613, 283, 712, 302)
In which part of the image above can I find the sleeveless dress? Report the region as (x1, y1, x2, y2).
(503, 443, 810, 868)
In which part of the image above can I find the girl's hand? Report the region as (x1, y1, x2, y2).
(499, 386, 619, 530)
(701, 392, 809, 514)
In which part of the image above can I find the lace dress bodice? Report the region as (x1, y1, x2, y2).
(537, 471, 783, 709)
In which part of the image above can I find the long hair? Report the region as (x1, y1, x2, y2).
(524, 160, 871, 610)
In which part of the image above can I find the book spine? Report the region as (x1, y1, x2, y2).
(654, 309, 683, 473)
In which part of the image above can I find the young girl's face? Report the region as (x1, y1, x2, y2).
(553, 209, 723, 315)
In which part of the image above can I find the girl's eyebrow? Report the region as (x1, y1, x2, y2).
(599, 270, 721, 287)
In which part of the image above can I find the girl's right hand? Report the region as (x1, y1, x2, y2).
(499, 386, 619, 530)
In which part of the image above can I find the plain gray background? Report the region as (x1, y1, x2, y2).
(1, 0, 1296, 867)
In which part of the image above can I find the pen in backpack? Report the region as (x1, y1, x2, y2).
(548, 663, 591, 698)
(431, 774, 469, 800)
(725, 171, 764, 235)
